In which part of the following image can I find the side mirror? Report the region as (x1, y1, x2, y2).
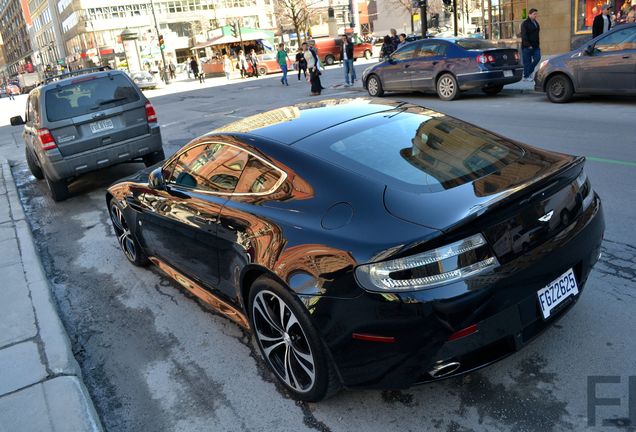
(10, 116, 25, 126)
(584, 45, 595, 56)
(148, 167, 166, 190)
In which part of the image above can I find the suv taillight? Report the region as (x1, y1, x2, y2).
(37, 128, 57, 150)
(145, 101, 157, 123)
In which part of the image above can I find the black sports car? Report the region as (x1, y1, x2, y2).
(106, 98, 604, 401)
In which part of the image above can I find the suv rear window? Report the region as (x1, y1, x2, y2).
(45, 74, 140, 122)
(294, 111, 524, 192)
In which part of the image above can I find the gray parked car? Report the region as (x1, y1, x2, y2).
(535, 23, 636, 103)
(10, 68, 164, 201)
(362, 38, 523, 101)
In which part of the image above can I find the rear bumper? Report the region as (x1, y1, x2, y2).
(306, 193, 604, 389)
(456, 67, 524, 90)
(41, 126, 162, 181)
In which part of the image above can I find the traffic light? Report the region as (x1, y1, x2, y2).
(158, 34, 165, 50)
(230, 22, 238, 38)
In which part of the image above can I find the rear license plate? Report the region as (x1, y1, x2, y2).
(537, 268, 579, 319)
(90, 118, 114, 134)
(503, 70, 513, 77)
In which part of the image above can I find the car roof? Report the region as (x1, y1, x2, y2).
(212, 98, 406, 144)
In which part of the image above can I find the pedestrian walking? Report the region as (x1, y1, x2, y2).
(186, 57, 192, 78)
(593, 4, 613, 38)
(223, 54, 233, 80)
(277, 43, 290, 86)
(341, 34, 355, 87)
(168, 61, 176, 80)
(190, 57, 199, 81)
(7, 84, 18, 100)
(237, 50, 248, 78)
(380, 35, 396, 61)
(389, 28, 400, 49)
(302, 42, 322, 96)
(296, 49, 308, 80)
(249, 49, 259, 77)
(520, 8, 541, 81)
(199, 58, 206, 83)
(397, 33, 407, 49)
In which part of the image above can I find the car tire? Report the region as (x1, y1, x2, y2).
(482, 84, 504, 95)
(436, 73, 459, 101)
(546, 74, 574, 103)
(143, 149, 166, 167)
(108, 198, 148, 267)
(364, 49, 372, 59)
(249, 276, 341, 402)
(258, 66, 267, 76)
(25, 148, 44, 180)
(45, 175, 69, 202)
(366, 75, 384, 97)
(325, 55, 335, 66)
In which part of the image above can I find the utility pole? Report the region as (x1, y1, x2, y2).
(453, 0, 458, 36)
(419, 0, 428, 37)
(149, 0, 169, 84)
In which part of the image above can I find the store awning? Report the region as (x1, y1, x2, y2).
(191, 31, 274, 50)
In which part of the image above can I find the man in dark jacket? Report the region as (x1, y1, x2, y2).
(520, 8, 541, 80)
(190, 58, 199, 81)
(592, 4, 612, 38)
(340, 34, 355, 86)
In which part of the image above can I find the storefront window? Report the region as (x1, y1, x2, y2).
(575, 0, 633, 33)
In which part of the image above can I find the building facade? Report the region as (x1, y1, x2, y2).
(28, 0, 68, 77)
(0, 0, 34, 75)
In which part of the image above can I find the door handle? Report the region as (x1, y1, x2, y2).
(622, 55, 630, 59)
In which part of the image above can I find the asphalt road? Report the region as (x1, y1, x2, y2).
(5, 65, 636, 432)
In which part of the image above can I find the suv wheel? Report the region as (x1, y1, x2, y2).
(25, 148, 44, 180)
(143, 149, 166, 167)
(45, 175, 69, 202)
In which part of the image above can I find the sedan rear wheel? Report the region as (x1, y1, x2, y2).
(109, 198, 148, 266)
(249, 276, 340, 401)
(437, 73, 459, 101)
(367, 75, 384, 97)
(546, 74, 574, 103)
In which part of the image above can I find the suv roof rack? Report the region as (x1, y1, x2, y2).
(44, 66, 113, 84)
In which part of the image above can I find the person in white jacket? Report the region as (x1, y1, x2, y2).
(302, 42, 322, 96)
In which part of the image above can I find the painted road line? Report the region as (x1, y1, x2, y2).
(587, 156, 636, 168)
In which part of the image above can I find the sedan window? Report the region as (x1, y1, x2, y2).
(595, 28, 636, 52)
(392, 43, 419, 61)
(417, 42, 447, 57)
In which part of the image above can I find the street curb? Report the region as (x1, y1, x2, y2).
(1, 159, 103, 431)
(330, 85, 540, 96)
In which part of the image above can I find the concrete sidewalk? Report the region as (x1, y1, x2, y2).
(0, 158, 102, 431)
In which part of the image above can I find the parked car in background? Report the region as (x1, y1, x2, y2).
(106, 97, 604, 402)
(129, 71, 158, 90)
(9, 68, 164, 201)
(312, 36, 373, 65)
(363, 38, 522, 100)
(535, 22, 636, 103)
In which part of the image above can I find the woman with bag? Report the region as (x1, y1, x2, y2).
(302, 42, 322, 96)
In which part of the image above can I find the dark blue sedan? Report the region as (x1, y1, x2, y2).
(363, 38, 523, 100)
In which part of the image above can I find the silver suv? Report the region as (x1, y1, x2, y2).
(10, 68, 164, 201)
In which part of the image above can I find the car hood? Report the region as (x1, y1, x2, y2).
(383, 144, 579, 232)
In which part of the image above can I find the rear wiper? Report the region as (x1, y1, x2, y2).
(90, 97, 127, 109)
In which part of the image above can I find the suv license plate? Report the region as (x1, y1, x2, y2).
(537, 268, 579, 319)
(90, 118, 114, 134)
(503, 70, 513, 77)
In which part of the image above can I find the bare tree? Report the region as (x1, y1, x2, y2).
(275, 0, 311, 43)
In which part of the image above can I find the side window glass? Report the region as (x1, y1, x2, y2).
(166, 143, 248, 193)
(392, 43, 419, 61)
(596, 28, 636, 52)
(419, 43, 447, 57)
(236, 156, 283, 194)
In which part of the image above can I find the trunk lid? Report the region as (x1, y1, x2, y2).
(483, 48, 520, 67)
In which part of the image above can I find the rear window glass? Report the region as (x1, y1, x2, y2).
(294, 111, 524, 192)
(45, 74, 140, 122)
(455, 39, 498, 50)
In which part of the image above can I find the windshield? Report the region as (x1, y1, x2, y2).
(294, 110, 524, 192)
(45, 74, 140, 122)
(455, 39, 498, 50)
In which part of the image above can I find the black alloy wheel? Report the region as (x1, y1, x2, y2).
(366, 75, 384, 97)
(249, 276, 340, 401)
(546, 74, 574, 103)
(109, 198, 148, 266)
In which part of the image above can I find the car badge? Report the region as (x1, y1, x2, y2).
(503, 54, 508, 60)
(538, 210, 554, 222)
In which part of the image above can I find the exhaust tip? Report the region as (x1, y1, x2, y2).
(429, 361, 461, 378)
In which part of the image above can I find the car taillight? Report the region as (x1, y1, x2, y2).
(355, 234, 499, 292)
(514, 52, 520, 61)
(145, 101, 157, 123)
(37, 128, 57, 150)
(477, 54, 496, 64)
